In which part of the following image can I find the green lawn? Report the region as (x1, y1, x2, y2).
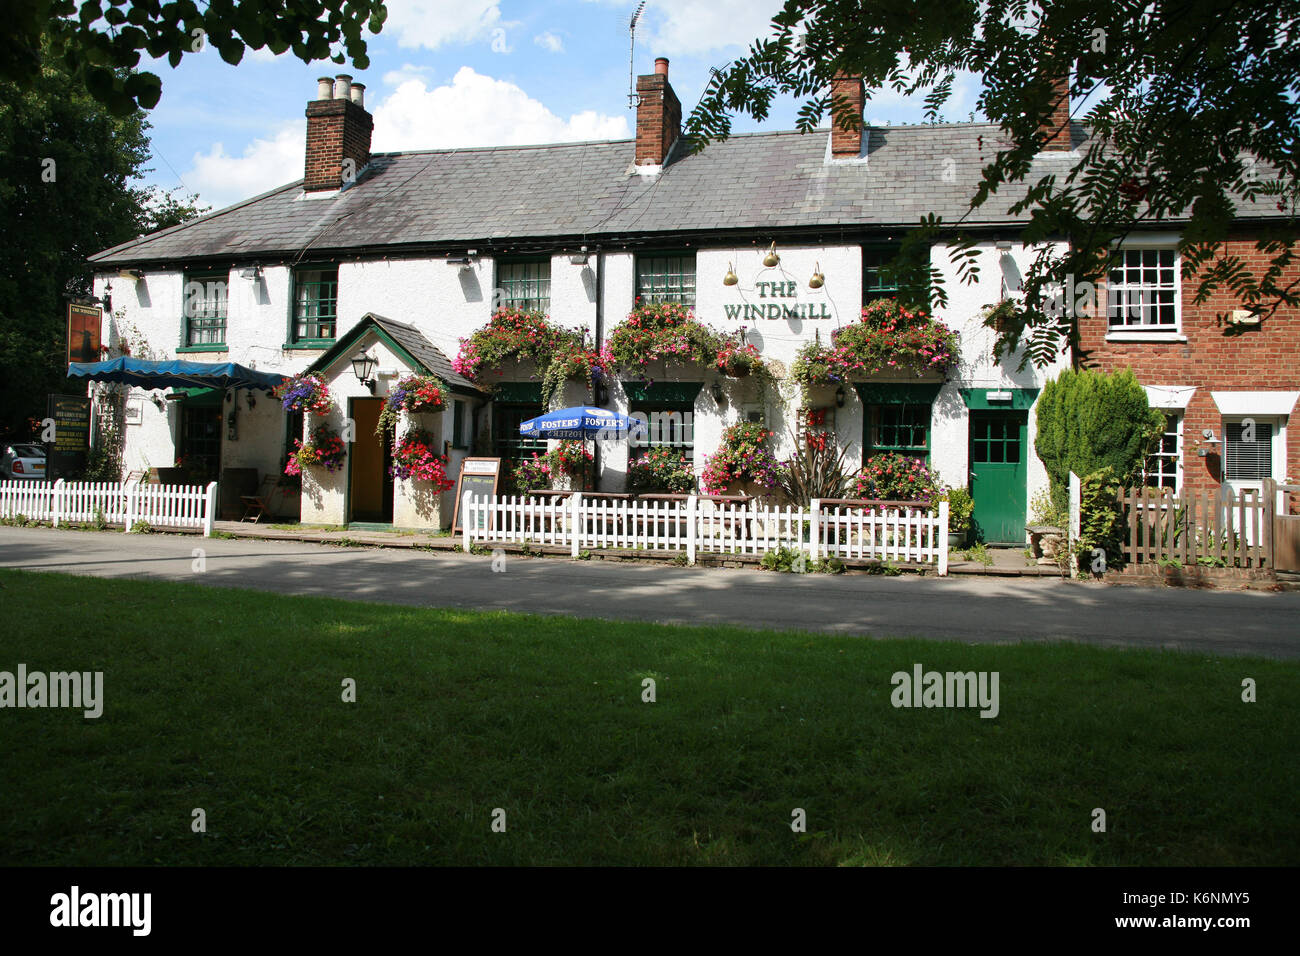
(0, 568, 1295, 866)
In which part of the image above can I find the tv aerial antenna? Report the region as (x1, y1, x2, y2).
(627, 2, 647, 109)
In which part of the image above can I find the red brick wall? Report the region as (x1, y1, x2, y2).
(635, 74, 681, 165)
(1078, 237, 1300, 496)
(830, 74, 864, 157)
(1040, 76, 1072, 151)
(304, 99, 373, 191)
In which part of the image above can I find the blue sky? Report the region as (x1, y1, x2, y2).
(139, 0, 986, 210)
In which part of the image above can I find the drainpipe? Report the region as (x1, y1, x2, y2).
(593, 245, 604, 491)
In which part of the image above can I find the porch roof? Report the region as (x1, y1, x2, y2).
(303, 313, 484, 395)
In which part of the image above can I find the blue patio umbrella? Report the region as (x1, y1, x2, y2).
(519, 406, 644, 490)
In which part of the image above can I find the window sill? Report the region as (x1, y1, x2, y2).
(282, 340, 335, 350)
(176, 345, 229, 354)
(1105, 331, 1187, 343)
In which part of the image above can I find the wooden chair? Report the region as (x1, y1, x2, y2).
(240, 475, 279, 523)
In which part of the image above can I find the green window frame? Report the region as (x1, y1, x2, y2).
(498, 259, 551, 312)
(291, 266, 338, 344)
(182, 271, 228, 348)
(493, 403, 547, 463)
(862, 243, 931, 309)
(452, 399, 467, 449)
(864, 403, 931, 464)
(630, 401, 695, 462)
(636, 254, 696, 307)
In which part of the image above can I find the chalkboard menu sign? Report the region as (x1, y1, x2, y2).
(45, 394, 91, 479)
(451, 457, 502, 533)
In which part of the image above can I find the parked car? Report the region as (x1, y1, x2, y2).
(1, 443, 47, 480)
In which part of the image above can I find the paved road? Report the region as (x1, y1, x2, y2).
(1, 526, 1297, 658)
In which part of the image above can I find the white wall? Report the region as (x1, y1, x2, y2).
(98, 238, 1065, 532)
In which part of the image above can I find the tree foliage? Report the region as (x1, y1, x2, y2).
(1034, 367, 1164, 512)
(686, 0, 1300, 367)
(6, 0, 388, 115)
(0, 58, 205, 435)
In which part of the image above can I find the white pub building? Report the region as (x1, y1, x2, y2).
(88, 61, 1073, 541)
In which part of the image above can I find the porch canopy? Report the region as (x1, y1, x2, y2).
(67, 357, 286, 392)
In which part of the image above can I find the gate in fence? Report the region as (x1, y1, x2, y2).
(1116, 485, 1272, 569)
(1266, 479, 1300, 572)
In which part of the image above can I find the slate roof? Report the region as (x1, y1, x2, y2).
(306, 313, 481, 393)
(89, 122, 1286, 267)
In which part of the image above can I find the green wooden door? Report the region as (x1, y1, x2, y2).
(969, 411, 1028, 544)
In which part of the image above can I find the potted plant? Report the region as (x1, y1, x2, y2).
(627, 446, 696, 493)
(700, 421, 781, 496)
(390, 429, 455, 488)
(939, 486, 974, 548)
(286, 423, 347, 475)
(715, 337, 764, 378)
(850, 452, 942, 506)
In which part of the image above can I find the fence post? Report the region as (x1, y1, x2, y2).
(203, 481, 218, 537)
(809, 499, 821, 562)
(938, 498, 949, 576)
(124, 480, 136, 532)
(570, 492, 583, 558)
(51, 478, 65, 527)
(462, 491, 474, 552)
(1068, 471, 1081, 549)
(686, 494, 698, 566)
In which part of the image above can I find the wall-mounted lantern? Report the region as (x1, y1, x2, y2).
(351, 350, 377, 393)
(834, 386, 846, 408)
(1197, 428, 1222, 457)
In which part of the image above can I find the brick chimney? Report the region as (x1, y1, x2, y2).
(829, 73, 865, 157)
(1039, 74, 1072, 151)
(635, 58, 682, 167)
(304, 74, 373, 192)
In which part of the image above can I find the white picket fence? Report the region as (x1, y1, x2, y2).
(0, 479, 217, 536)
(462, 493, 949, 573)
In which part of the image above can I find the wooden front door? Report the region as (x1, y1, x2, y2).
(348, 398, 392, 523)
(969, 410, 1028, 545)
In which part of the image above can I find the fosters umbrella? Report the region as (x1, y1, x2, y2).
(519, 406, 644, 491)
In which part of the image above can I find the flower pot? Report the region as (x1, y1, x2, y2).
(947, 531, 966, 550)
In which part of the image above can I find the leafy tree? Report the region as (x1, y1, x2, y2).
(687, 0, 1300, 367)
(0, 58, 203, 436)
(6, 0, 388, 115)
(1034, 367, 1165, 511)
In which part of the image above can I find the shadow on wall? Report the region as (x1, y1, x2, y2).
(458, 268, 483, 303)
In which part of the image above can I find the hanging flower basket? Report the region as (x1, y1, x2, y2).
(273, 373, 332, 413)
(452, 308, 584, 382)
(540, 345, 612, 408)
(832, 299, 960, 378)
(715, 339, 764, 378)
(390, 428, 455, 488)
(606, 299, 722, 376)
(285, 423, 346, 475)
(376, 374, 448, 435)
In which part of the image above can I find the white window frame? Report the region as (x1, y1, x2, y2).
(1221, 414, 1286, 490)
(1142, 410, 1182, 494)
(1105, 235, 1183, 340)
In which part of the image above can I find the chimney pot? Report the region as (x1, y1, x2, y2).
(316, 77, 334, 100)
(333, 74, 353, 101)
(350, 83, 365, 108)
(304, 75, 373, 191)
(655, 57, 669, 76)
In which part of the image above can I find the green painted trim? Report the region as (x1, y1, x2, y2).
(174, 386, 224, 406)
(622, 381, 704, 404)
(853, 381, 943, 405)
(176, 345, 229, 354)
(960, 387, 1040, 411)
(492, 381, 543, 403)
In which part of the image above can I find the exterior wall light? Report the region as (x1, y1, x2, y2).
(835, 386, 846, 408)
(240, 266, 263, 280)
(569, 246, 590, 265)
(118, 268, 143, 281)
(1197, 428, 1221, 457)
(809, 263, 824, 289)
(762, 242, 780, 267)
(711, 381, 725, 406)
(351, 350, 377, 393)
(723, 263, 738, 286)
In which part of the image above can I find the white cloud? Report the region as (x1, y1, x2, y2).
(371, 66, 628, 152)
(184, 122, 304, 209)
(383, 0, 503, 50)
(534, 31, 564, 53)
(586, 0, 785, 57)
(382, 63, 433, 87)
